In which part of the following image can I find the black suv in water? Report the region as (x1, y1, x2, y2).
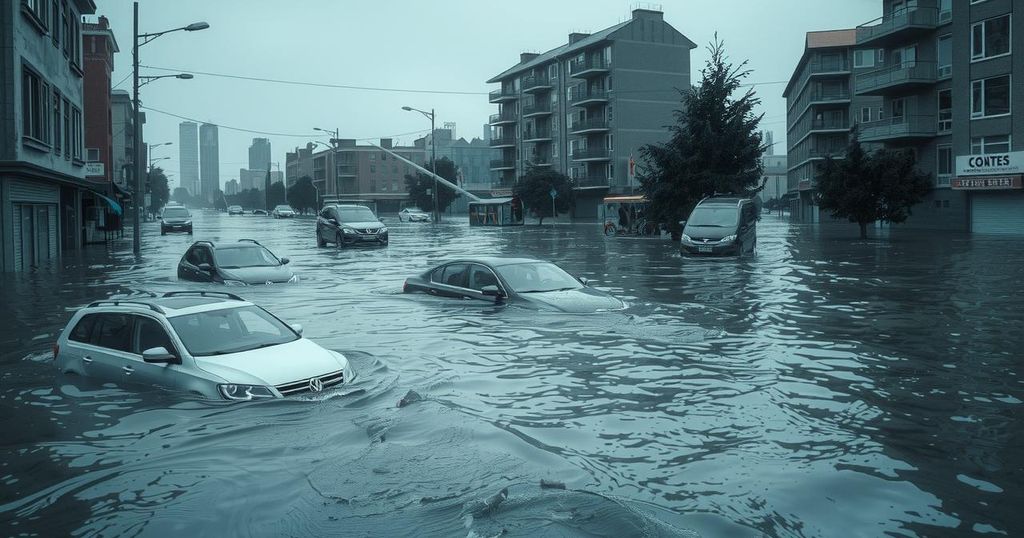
(160, 205, 193, 235)
(680, 197, 757, 256)
(316, 205, 388, 247)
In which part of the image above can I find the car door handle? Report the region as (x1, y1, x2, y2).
(122, 366, 134, 376)
(82, 356, 93, 364)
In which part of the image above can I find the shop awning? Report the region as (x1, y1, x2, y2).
(111, 181, 131, 198)
(92, 191, 124, 216)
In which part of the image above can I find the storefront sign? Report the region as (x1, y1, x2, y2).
(951, 175, 1022, 190)
(84, 162, 105, 177)
(955, 151, 1024, 176)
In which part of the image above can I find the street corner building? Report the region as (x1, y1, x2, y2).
(485, 7, 695, 220)
(785, 0, 1024, 234)
(0, 0, 114, 272)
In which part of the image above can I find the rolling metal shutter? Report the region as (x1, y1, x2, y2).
(12, 205, 22, 270)
(971, 192, 1024, 235)
(9, 179, 59, 203)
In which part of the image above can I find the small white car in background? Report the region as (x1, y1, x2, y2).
(272, 205, 296, 218)
(398, 207, 430, 222)
(54, 291, 354, 400)
(227, 205, 244, 215)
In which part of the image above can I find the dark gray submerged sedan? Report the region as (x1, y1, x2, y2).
(403, 257, 625, 313)
(178, 240, 297, 285)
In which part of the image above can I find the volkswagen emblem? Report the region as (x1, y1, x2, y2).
(308, 377, 324, 392)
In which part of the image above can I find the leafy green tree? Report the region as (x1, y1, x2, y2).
(512, 167, 574, 225)
(267, 181, 286, 209)
(287, 176, 318, 214)
(225, 188, 263, 210)
(404, 157, 459, 214)
(817, 134, 932, 239)
(638, 36, 765, 237)
(147, 167, 170, 213)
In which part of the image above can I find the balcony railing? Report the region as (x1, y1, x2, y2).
(855, 61, 937, 95)
(856, 7, 942, 46)
(489, 136, 517, 147)
(336, 164, 357, 177)
(573, 176, 611, 188)
(569, 88, 609, 107)
(527, 156, 553, 167)
(808, 148, 846, 159)
(859, 115, 937, 142)
(489, 111, 517, 124)
(810, 117, 850, 131)
(488, 89, 518, 103)
(521, 103, 552, 116)
(522, 75, 552, 93)
(570, 148, 612, 161)
(569, 117, 611, 133)
(522, 128, 552, 142)
(489, 159, 515, 170)
(570, 58, 610, 77)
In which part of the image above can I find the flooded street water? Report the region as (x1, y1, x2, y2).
(1, 211, 1022, 537)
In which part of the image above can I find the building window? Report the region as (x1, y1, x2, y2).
(368, 153, 375, 161)
(971, 15, 1010, 61)
(606, 134, 613, 151)
(971, 135, 1010, 155)
(62, 97, 70, 157)
(50, 0, 59, 46)
(891, 98, 906, 120)
(939, 0, 952, 21)
(937, 35, 952, 77)
(61, 0, 70, 57)
(52, 89, 61, 154)
(370, 165, 376, 173)
(876, 49, 885, 65)
(71, 105, 82, 160)
(971, 75, 1010, 118)
(22, 0, 48, 29)
(21, 66, 49, 144)
(936, 145, 952, 186)
(853, 49, 875, 68)
(860, 107, 872, 123)
(87, 147, 100, 161)
(937, 89, 952, 132)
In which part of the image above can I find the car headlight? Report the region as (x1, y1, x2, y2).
(681, 234, 693, 244)
(342, 227, 356, 234)
(223, 279, 247, 286)
(378, 227, 388, 234)
(287, 274, 299, 283)
(184, 220, 192, 225)
(218, 384, 276, 400)
(720, 235, 737, 243)
(332, 351, 355, 383)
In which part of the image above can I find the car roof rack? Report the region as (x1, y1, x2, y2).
(161, 291, 245, 301)
(238, 239, 261, 245)
(191, 239, 215, 248)
(87, 300, 165, 313)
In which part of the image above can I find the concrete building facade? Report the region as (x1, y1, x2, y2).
(788, 0, 1024, 234)
(313, 138, 425, 213)
(417, 128, 497, 211)
(486, 8, 695, 219)
(199, 123, 218, 202)
(248, 137, 271, 171)
(285, 142, 315, 188)
(82, 15, 117, 186)
(178, 121, 198, 195)
(0, 0, 97, 271)
(224, 178, 238, 196)
(110, 89, 132, 188)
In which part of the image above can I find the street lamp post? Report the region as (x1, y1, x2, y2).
(132, 1, 208, 255)
(401, 106, 438, 223)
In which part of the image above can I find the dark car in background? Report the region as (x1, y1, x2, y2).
(177, 239, 297, 285)
(680, 197, 757, 256)
(403, 257, 625, 313)
(160, 205, 193, 235)
(316, 204, 388, 248)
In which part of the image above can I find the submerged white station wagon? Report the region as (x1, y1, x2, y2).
(54, 291, 354, 400)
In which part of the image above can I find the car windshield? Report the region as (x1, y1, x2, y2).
(215, 245, 280, 268)
(495, 262, 583, 294)
(169, 305, 299, 356)
(229, 205, 241, 210)
(687, 206, 738, 227)
(404, 208, 425, 214)
(274, 205, 291, 211)
(163, 208, 190, 219)
(338, 207, 377, 222)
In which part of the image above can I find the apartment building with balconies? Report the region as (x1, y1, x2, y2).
(783, 30, 884, 223)
(486, 8, 694, 219)
(790, 0, 1023, 234)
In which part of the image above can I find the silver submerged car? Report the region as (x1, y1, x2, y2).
(53, 291, 355, 400)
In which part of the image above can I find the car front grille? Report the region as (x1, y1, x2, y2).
(355, 228, 382, 235)
(275, 370, 344, 396)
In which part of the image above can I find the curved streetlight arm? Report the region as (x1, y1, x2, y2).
(402, 106, 434, 120)
(139, 73, 192, 88)
(138, 21, 209, 46)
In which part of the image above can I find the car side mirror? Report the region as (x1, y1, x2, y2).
(290, 323, 303, 335)
(197, 262, 214, 272)
(280, 257, 290, 265)
(481, 285, 505, 298)
(328, 218, 338, 225)
(577, 276, 589, 286)
(143, 346, 177, 364)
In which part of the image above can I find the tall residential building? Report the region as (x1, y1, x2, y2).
(199, 123, 219, 202)
(416, 128, 498, 212)
(486, 7, 695, 218)
(788, 1, 1023, 234)
(224, 179, 239, 196)
(110, 90, 133, 188)
(285, 142, 315, 187)
(178, 121, 199, 195)
(313, 138, 426, 213)
(761, 155, 789, 202)
(783, 30, 884, 223)
(249, 137, 271, 172)
(1, 0, 96, 271)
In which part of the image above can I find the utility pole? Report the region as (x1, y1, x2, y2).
(131, 2, 141, 254)
(430, 109, 438, 224)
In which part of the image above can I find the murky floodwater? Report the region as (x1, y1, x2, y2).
(1, 211, 1022, 537)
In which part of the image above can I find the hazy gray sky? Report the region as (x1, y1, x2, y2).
(98, 0, 881, 190)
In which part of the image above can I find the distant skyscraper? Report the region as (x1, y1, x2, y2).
(762, 130, 775, 156)
(178, 122, 199, 195)
(249, 138, 271, 171)
(199, 123, 220, 202)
